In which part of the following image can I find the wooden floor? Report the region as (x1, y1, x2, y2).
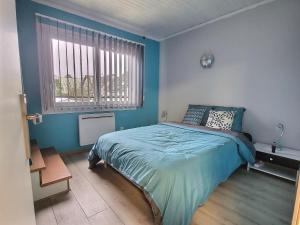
(35, 152, 295, 225)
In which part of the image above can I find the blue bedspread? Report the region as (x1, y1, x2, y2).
(89, 123, 255, 225)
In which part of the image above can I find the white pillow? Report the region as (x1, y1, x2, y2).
(206, 110, 235, 130)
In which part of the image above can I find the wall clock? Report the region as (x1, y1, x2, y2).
(200, 54, 215, 68)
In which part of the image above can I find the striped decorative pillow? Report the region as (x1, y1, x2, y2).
(182, 106, 206, 125)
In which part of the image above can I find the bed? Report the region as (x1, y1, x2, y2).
(88, 122, 255, 225)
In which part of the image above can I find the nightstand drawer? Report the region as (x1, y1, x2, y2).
(256, 151, 299, 170)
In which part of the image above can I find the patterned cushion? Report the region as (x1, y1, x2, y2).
(182, 106, 206, 125)
(212, 106, 245, 132)
(183, 104, 212, 126)
(205, 110, 235, 130)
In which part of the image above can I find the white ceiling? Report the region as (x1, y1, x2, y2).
(33, 0, 275, 41)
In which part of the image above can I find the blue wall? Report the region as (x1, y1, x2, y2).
(16, 0, 160, 152)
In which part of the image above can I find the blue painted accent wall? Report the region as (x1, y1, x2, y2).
(16, 0, 160, 152)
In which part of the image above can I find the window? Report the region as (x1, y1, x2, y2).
(36, 15, 144, 113)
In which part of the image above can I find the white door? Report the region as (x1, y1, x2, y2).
(0, 0, 36, 225)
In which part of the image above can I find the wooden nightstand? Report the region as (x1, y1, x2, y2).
(247, 143, 300, 182)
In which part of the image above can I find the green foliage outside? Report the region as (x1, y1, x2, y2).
(55, 75, 128, 102)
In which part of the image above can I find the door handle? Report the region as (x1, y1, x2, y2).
(26, 113, 43, 125)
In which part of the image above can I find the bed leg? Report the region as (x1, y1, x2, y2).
(104, 161, 108, 168)
(247, 163, 250, 172)
(88, 155, 101, 169)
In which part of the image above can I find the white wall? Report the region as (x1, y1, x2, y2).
(159, 0, 300, 149)
(0, 1, 36, 225)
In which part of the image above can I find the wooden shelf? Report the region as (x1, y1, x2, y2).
(30, 140, 46, 172)
(40, 147, 72, 187)
(249, 162, 297, 182)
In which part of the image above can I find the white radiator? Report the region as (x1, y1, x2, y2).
(78, 113, 115, 146)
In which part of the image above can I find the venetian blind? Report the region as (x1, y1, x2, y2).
(36, 14, 144, 113)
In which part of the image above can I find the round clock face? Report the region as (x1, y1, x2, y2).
(200, 54, 214, 68)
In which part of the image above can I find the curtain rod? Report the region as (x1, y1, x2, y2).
(35, 13, 145, 46)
